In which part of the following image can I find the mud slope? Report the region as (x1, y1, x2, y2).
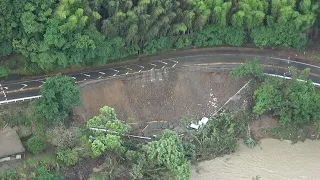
(73, 67, 248, 130)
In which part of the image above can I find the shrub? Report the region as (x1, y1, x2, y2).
(253, 67, 320, 125)
(195, 25, 246, 47)
(27, 135, 46, 154)
(56, 148, 79, 166)
(173, 35, 193, 49)
(46, 124, 81, 148)
(0, 67, 10, 79)
(0, 170, 19, 180)
(143, 37, 173, 54)
(180, 111, 243, 160)
(0, 41, 13, 56)
(251, 23, 309, 50)
(36, 166, 63, 180)
(245, 125, 256, 148)
(230, 57, 264, 81)
(127, 130, 190, 180)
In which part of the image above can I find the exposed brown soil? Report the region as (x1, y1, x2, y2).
(73, 67, 248, 136)
(249, 115, 279, 140)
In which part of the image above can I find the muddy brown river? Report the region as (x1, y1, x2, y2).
(191, 138, 320, 180)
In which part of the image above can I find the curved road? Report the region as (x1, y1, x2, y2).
(1, 51, 320, 104)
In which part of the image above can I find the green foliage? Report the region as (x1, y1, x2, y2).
(36, 166, 63, 180)
(8, 154, 61, 180)
(0, 0, 319, 73)
(230, 57, 264, 80)
(86, 106, 131, 156)
(143, 37, 173, 54)
(174, 35, 194, 49)
(232, 0, 268, 28)
(0, 170, 19, 180)
(245, 125, 257, 148)
(253, 67, 320, 125)
(27, 135, 46, 154)
(251, 23, 309, 50)
(252, 175, 261, 180)
(0, 67, 10, 79)
(195, 25, 246, 47)
(127, 130, 190, 180)
(56, 148, 79, 166)
(33, 74, 81, 124)
(192, 112, 241, 159)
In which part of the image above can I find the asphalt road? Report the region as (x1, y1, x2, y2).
(1, 52, 320, 103)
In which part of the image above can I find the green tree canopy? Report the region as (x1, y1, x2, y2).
(34, 74, 81, 124)
(86, 106, 131, 156)
(253, 67, 320, 125)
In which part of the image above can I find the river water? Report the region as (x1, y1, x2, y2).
(191, 138, 320, 180)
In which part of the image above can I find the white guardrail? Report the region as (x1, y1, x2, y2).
(0, 95, 41, 105)
(263, 73, 320, 87)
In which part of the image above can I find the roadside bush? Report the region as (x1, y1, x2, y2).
(230, 57, 264, 81)
(0, 41, 13, 56)
(224, 27, 247, 46)
(173, 35, 194, 49)
(27, 135, 46, 154)
(195, 25, 246, 47)
(253, 67, 320, 125)
(0, 66, 10, 79)
(46, 124, 81, 148)
(56, 148, 79, 166)
(251, 23, 309, 50)
(33, 74, 81, 124)
(143, 37, 173, 54)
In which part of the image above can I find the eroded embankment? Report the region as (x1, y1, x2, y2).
(191, 138, 320, 180)
(73, 67, 248, 136)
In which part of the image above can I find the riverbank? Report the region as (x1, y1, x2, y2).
(191, 138, 320, 180)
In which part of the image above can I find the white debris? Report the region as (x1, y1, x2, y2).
(199, 117, 209, 126)
(190, 123, 200, 130)
(190, 117, 209, 130)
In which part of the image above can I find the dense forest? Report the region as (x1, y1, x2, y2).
(0, 0, 319, 73)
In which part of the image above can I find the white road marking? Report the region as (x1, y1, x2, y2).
(20, 84, 28, 90)
(110, 68, 119, 76)
(168, 59, 178, 67)
(98, 76, 102, 79)
(271, 57, 320, 69)
(99, 72, 105, 74)
(138, 65, 144, 73)
(83, 73, 90, 77)
(0, 84, 7, 100)
(158, 60, 168, 69)
(39, 81, 45, 88)
(125, 68, 133, 75)
(149, 63, 157, 70)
